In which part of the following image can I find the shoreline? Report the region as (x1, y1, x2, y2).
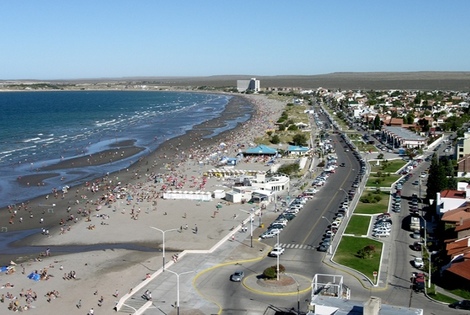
(0, 93, 278, 248)
(0, 93, 287, 314)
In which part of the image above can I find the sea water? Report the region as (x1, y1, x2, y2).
(0, 90, 250, 207)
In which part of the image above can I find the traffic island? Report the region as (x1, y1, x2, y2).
(243, 273, 312, 296)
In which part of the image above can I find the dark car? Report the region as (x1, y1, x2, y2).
(411, 241, 422, 251)
(317, 245, 328, 252)
(449, 300, 470, 310)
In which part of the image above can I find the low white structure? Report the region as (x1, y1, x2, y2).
(225, 187, 255, 203)
(162, 190, 212, 201)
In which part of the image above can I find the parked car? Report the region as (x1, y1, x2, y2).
(373, 231, 390, 237)
(412, 272, 425, 293)
(278, 213, 295, 221)
(260, 229, 281, 239)
(230, 271, 244, 282)
(272, 219, 288, 226)
(269, 224, 284, 230)
(373, 227, 391, 234)
(374, 222, 392, 229)
(331, 221, 341, 228)
(324, 230, 335, 237)
(411, 241, 422, 251)
(317, 244, 328, 252)
(414, 257, 424, 269)
(449, 300, 470, 310)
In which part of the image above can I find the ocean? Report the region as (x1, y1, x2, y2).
(0, 90, 251, 207)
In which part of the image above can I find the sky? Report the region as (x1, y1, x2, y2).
(2, 0, 470, 80)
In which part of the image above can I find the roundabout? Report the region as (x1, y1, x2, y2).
(242, 273, 312, 296)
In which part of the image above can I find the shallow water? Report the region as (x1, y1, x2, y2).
(0, 91, 251, 207)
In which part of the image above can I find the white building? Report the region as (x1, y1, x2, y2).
(237, 78, 260, 93)
(225, 174, 289, 203)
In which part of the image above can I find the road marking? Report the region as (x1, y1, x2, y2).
(279, 243, 316, 250)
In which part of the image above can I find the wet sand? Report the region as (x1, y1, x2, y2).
(0, 93, 287, 314)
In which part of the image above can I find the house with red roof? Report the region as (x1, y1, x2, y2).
(435, 188, 469, 216)
(439, 204, 470, 287)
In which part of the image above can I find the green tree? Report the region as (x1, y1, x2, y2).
(262, 265, 286, 279)
(292, 133, 308, 146)
(270, 134, 280, 144)
(357, 245, 376, 259)
(278, 163, 300, 176)
(373, 115, 381, 130)
(426, 154, 448, 202)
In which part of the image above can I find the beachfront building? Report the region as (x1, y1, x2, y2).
(237, 78, 260, 93)
(225, 174, 289, 204)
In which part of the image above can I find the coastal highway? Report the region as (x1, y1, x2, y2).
(194, 141, 458, 314)
(193, 134, 363, 313)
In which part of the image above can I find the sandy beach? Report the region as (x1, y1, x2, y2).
(0, 93, 287, 314)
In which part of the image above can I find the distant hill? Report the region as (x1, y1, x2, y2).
(5, 72, 470, 91)
(155, 72, 470, 91)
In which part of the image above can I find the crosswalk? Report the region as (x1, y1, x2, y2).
(276, 243, 316, 250)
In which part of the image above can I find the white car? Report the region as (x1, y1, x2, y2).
(273, 219, 288, 226)
(284, 209, 299, 214)
(268, 246, 285, 257)
(414, 257, 424, 268)
(260, 229, 281, 239)
(325, 230, 335, 237)
(373, 231, 390, 237)
(331, 221, 341, 228)
(373, 227, 391, 233)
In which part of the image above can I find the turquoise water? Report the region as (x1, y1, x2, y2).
(0, 91, 249, 206)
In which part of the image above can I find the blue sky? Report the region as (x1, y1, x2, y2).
(2, 0, 469, 80)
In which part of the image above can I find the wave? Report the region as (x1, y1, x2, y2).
(23, 137, 41, 143)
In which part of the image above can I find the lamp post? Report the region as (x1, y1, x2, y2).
(166, 269, 193, 315)
(150, 226, 178, 272)
(239, 209, 253, 247)
(321, 216, 333, 254)
(339, 188, 349, 217)
(418, 178, 431, 288)
(419, 211, 432, 288)
(276, 231, 281, 281)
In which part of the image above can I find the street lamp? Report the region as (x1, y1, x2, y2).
(321, 216, 333, 254)
(339, 188, 349, 217)
(150, 226, 178, 272)
(239, 209, 254, 247)
(417, 179, 431, 288)
(276, 231, 281, 281)
(166, 269, 194, 315)
(419, 211, 432, 289)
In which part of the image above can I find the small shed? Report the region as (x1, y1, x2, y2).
(287, 145, 310, 155)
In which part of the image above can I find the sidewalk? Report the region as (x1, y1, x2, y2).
(118, 225, 272, 314)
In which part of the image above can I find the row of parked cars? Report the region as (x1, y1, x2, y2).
(372, 213, 392, 237)
(318, 210, 345, 252)
(259, 195, 309, 240)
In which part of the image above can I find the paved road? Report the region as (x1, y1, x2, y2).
(119, 118, 460, 314)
